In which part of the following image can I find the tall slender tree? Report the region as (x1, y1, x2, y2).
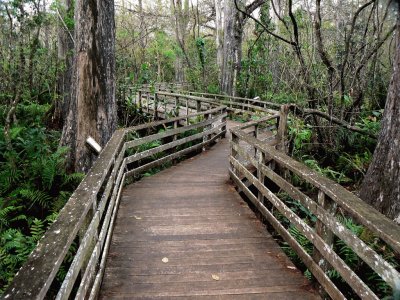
(60, 0, 117, 173)
(214, 0, 224, 79)
(52, 0, 74, 129)
(171, 0, 191, 82)
(359, 2, 400, 223)
(220, 0, 265, 96)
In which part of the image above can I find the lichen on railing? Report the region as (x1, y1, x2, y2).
(3, 93, 227, 300)
(229, 115, 400, 300)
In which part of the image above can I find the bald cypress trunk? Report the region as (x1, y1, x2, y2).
(220, 0, 243, 96)
(60, 0, 116, 173)
(220, 0, 265, 96)
(359, 10, 400, 224)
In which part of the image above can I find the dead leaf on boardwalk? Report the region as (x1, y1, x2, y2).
(162, 257, 169, 263)
(211, 274, 220, 281)
(133, 215, 142, 220)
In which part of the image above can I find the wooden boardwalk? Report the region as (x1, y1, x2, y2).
(99, 123, 319, 299)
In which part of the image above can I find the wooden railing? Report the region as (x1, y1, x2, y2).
(178, 91, 282, 115)
(229, 117, 400, 300)
(140, 82, 191, 92)
(3, 95, 226, 300)
(137, 89, 280, 116)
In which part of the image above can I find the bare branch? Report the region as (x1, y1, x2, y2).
(290, 106, 377, 139)
(233, 0, 295, 46)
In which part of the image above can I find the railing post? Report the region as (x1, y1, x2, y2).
(146, 92, 150, 113)
(186, 99, 189, 125)
(196, 100, 201, 112)
(276, 104, 289, 153)
(133, 89, 136, 108)
(253, 124, 258, 157)
(257, 150, 265, 204)
(221, 107, 227, 139)
(163, 95, 168, 119)
(202, 113, 211, 151)
(175, 96, 179, 117)
(173, 120, 178, 141)
(138, 90, 142, 113)
(230, 131, 239, 176)
(313, 190, 336, 295)
(153, 92, 158, 120)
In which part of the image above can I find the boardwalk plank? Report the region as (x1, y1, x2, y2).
(99, 121, 319, 299)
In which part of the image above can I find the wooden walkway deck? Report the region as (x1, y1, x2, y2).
(99, 123, 319, 299)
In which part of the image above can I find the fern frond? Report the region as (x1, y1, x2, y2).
(62, 172, 84, 187)
(45, 212, 59, 224)
(41, 159, 57, 190)
(30, 218, 45, 242)
(20, 188, 52, 209)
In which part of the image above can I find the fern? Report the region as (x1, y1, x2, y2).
(0, 198, 25, 231)
(62, 172, 85, 187)
(20, 188, 52, 209)
(0, 112, 85, 294)
(30, 219, 45, 243)
(51, 191, 71, 212)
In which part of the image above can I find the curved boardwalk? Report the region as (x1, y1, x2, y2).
(99, 123, 319, 299)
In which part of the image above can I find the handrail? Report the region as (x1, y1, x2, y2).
(137, 89, 280, 116)
(230, 117, 400, 299)
(139, 82, 191, 92)
(183, 90, 282, 109)
(3, 95, 227, 300)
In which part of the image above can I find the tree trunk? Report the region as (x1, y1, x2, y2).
(171, 0, 191, 81)
(60, 0, 117, 173)
(53, 0, 74, 130)
(175, 55, 185, 82)
(220, 0, 243, 96)
(138, 0, 146, 64)
(359, 11, 400, 224)
(220, 0, 265, 96)
(215, 0, 224, 83)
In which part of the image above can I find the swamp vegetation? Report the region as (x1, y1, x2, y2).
(0, 0, 399, 297)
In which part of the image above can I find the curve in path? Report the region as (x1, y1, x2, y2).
(99, 122, 319, 299)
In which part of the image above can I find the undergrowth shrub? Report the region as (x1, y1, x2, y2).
(287, 111, 380, 187)
(274, 193, 398, 299)
(0, 106, 83, 294)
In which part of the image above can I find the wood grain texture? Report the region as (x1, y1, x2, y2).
(99, 122, 319, 299)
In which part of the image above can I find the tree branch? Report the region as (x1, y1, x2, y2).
(340, 0, 376, 98)
(246, 0, 265, 15)
(56, 7, 75, 44)
(290, 106, 377, 139)
(314, 0, 335, 74)
(233, 0, 295, 46)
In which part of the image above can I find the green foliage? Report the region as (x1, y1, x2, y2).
(50, 0, 75, 30)
(195, 37, 206, 69)
(0, 109, 83, 293)
(0, 217, 49, 292)
(207, 84, 220, 94)
(287, 111, 381, 186)
(288, 119, 312, 154)
(278, 197, 398, 298)
(303, 155, 352, 184)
